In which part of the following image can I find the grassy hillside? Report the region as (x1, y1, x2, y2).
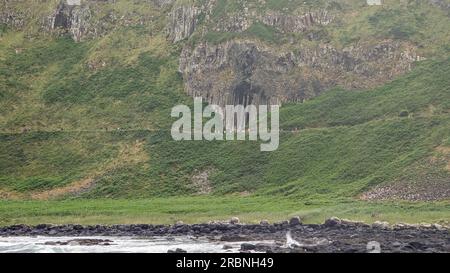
(0, 35, 187, 132)
(0, 0, 449, 225)
(1, 44, 449, 200)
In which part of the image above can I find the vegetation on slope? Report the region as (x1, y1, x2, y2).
(0, 1, 449, 225)
(0, 33, 449, 200)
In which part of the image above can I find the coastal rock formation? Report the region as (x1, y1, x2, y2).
(261, 10, 334, 33)
(151, 0, 176, 8)
(1, 221, 448, 253)
(179, 39, 420, 107)
(0, 2, 27, 28)
(214, 12, 252, 33)
(166, 4, 199, 42)
(48, 1, 93, 42)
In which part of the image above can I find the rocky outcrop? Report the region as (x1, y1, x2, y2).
(0, 2, 27, 28)
(48, 1, 93, 42)
(1, 221, 448, 253)
(261, 10, 334, 33)
(179, 39, 420, 107)
(151, 0, 176, 8)
(45, 1, 158, 42)
(0, 0, 428, 107)
(214, 13, 252, 33)
(166, 4, 199, 42)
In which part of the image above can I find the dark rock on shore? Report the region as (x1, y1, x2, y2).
(0, 219, 448, 253)
(168, 248, 187, 253)
(43, 239, 113, 246)
(289, 216, 302, 226)
(324, 217, 342, 227)
(240, 243, 256, 251)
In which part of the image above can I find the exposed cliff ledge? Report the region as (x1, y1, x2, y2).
(0, 2, 27, 29)
(47, 1, 94, 42)
(179, 40, 420, 107)
(0, 10, 26, 29)
(210, 9, 333, 34)
(1, 1, 161, 42)
(166, 4, 199, 42)
(151, 0, 175, 8)
(260, 10, 334, 33)
(213, 12, 252, 33)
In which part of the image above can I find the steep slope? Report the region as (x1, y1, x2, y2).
(0, 0, 449, 201)
(1, 56, 449, 200)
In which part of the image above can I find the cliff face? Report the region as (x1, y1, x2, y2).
(48, 2, 93, 42)
(43, 1, 159, 42)
(179, 40, 420, 106)
(0, 1, 27, 28)
(166, 4, 199, 42)
(261, 10, 334, 34)
(165, 1, 426, 107)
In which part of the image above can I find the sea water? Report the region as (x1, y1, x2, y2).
(0, 236, 273, 253)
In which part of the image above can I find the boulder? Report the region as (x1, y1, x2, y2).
(168, 248, 187, 253)
(229, 217, 240, 225)
(324, 217, 342, 227)
(289, 216, 302, 226)
(432, 223, 446, 231)
(372, 221, 390, 230)
(240, 243, 256, 251)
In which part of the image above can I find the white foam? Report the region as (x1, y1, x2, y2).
(0, 236, 273, 253)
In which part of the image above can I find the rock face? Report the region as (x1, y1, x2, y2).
(166, 4, 199, 42)
(261, 10, 334, 33)
(44, 0, 160, 42)
(211, 9, 334, 34)
(66, 0, 81, 5)
(0, 2, 27, 28)
(151, 0, 176, 8)
(214, 13, 252, 33)
(179, 39, 420, 107)
(48, 1, 93, 42)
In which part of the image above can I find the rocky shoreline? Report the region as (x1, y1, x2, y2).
(1, 217, 449, 253)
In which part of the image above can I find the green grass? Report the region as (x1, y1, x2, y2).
(1, 116, 447, 200)
(0, 197, 448, 226)
(202, 23, 281, 45)
(0, 35, 189, 131)
(280, 59, 450, 129)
